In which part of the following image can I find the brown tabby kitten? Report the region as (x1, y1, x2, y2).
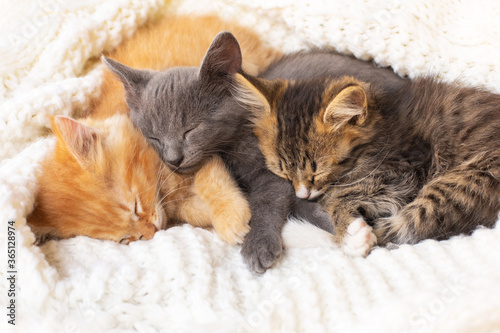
(236, 65, 500, 254)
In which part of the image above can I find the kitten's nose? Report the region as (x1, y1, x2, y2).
(165, 143, 184, 167)
(295, 184, 310, 199)
(166, 154, 183, 167)
(165, 149, 183, 167)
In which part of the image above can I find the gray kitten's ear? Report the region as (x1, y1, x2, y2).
(199, 31, 242, 79)
(102, 56, 153, 110)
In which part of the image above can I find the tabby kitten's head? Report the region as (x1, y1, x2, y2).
(103, 32, 248, 173)
(28, 115, 166, 244)
(234, 75, 379, 200)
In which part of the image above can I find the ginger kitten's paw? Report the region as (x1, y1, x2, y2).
(212, 200, 251, 245)
(213, 213, 251, 245)
(241, 230, 282, 274)
(342, 217, 377, 257)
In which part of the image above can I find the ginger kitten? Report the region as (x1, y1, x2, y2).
(28, 115, 166, 244)
(28, 114, 251, 245)
(28, 15, 281, 245)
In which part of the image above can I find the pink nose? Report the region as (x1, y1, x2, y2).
(295, 185, 310, 199)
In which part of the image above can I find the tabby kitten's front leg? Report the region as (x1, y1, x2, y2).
(320, 169, 414, 256)
(321, 198, 377, 257)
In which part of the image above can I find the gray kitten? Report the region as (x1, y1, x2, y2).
(103, 32, 335, 273)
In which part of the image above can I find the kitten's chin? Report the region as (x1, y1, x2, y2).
(170, 164, 202, 174)
(295, 185, 324, 200)
(162, 158, 203, 174)
(309, 189, 324, 200)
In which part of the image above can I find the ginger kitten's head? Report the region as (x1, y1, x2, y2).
(234, 75, 379, 200)
(28, 114, 166, 244)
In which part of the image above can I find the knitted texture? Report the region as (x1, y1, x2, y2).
(0, 0, 166, 161)
(1, 0, 500, 332)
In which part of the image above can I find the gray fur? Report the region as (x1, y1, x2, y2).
(260, 49, 407, 93)
(104, 32, 334, 273)
(248, 50, 500, 246)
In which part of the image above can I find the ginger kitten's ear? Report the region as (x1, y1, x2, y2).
(199, 31, 242, 79)
(323, 85, 368, 131)
(102, 56, 153, 110)
(52, 116, 103, 167)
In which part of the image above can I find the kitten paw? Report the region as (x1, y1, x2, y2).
(342, 217, 377, 257)
(215, 218, 251, 246)
(241, 231, 282, 274)
(213, 206, 251, 245)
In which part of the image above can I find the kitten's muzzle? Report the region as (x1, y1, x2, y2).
(295, 184, 324, 200)
(168, 162, 202, 174)
(165, 154, 183, 167)
(164, 143, 185, 167)
(162, 148, 202, 174)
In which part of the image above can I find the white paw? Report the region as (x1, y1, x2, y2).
(342, 217, 377, 257)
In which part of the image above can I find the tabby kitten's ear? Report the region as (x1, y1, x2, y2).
(232, 76, 272, 114)
(52, 116, 103, 168)
(199, 31, 242, 79)
(231, 75, 286, 117)
(323, 85, 368, 131)
(102, 56, 153, 110)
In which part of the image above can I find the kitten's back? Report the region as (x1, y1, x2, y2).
(261, 50, 407, 93)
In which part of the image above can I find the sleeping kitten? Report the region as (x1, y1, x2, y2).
(28, 114, 165, 244)
(235, 56, 500, 254)
(104, 32, 336, 273)
(28, 15, 281, 245)
(28, 114, 251, 245)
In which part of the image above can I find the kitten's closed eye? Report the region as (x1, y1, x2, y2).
(183, 126, 198, 140)
(134, 197, 143, 214)
(119, 235, 132, 244)
(148, 137, 162, 149)
(130, 197, 143, 221)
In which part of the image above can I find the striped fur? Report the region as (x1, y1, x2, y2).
(240, 73, 500, 247)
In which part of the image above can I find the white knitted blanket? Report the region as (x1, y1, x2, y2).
(1, 0, 500, 332)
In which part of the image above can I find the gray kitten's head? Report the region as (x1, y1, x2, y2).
(103, 32, 245, 173)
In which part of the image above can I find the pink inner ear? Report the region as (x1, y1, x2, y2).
(224, 39, 242, 74)
(54, 116, 99, 162)
(200, 31, 242, 77)
(55, 116, 88, 141)
(348, 88, 367, 109)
